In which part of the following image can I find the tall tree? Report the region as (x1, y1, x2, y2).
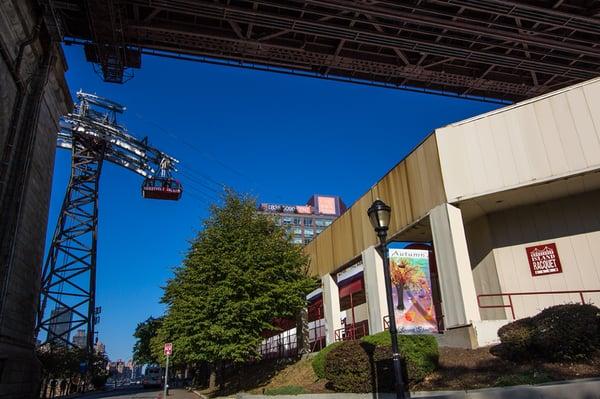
(155, 191, 316, 381)
(132, 316, 163, 364)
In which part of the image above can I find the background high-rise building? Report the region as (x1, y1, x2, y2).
(258, 194, 346, 245)
(48, 307, 73, 345)
(72, 329, 86, 349)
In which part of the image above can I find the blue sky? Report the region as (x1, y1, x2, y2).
(49, 44, 499, 361)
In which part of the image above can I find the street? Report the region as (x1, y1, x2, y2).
(74, 387, 199, 399)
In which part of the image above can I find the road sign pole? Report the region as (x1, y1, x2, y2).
(163, 354, 169, 397)
(163, 342, 172, 397)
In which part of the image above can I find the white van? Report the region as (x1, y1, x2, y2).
(142, 366, 162, 388)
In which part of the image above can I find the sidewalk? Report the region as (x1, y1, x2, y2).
(217, 377, 600, 399)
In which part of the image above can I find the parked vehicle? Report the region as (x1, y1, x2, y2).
(142, 366, 162, 388)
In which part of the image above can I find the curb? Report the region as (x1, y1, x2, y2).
(233, 377, 600, 399)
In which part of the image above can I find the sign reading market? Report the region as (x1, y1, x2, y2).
(526, 243, 563, 277)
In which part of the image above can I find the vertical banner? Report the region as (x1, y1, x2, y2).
(388, 248, 437, 334)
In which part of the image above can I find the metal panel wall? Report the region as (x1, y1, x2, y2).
(437, 78, 600, 203)
(486, 189, 600, 319)
(305, 135, 446, 276)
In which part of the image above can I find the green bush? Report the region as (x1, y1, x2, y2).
(498, 304, 600, 362)
(532, 304, 600, 361)
(311, 341, 342, 379)
(264, 385, 308, 395)
(497, 317, 536, 360)
(323, 333, 439, 392)
(323, 340, 374, 392)
(362, 331, 439, 382)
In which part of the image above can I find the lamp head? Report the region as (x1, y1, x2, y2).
(367, 199, 391, 240)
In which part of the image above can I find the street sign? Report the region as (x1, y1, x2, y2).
(164, 342, 173, 356)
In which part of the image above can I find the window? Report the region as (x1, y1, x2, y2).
(304, 228, 314, 236)
(315, 219, 329, 227)
(323, 220, 332, 226)
(316, 228, 324, 234)
(303, 218, 313, 226)
(293, 218, 302, 226)
(292, 227, 302, 235)
(292, 237, 303, 244)
(282, 217, 292, 225)
(304, 238, 312, 245)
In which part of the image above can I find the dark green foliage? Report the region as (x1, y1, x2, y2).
(497, 317, 536, 360)
(311, 341, 342, 379)
(531, 304, 600, 361)
(264, 385, 308, 395)
(91, 374, 108, 389)
(37, 345, 108, 381)
(155, 190, 316, 366)
(498, 304, 600, 362)
(323, 333, 439, 392)
(133, 316, 163, 364)
(361, 331, 439, 382)
(324, 340, 374, 392)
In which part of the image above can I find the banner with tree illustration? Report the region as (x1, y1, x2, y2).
(388, 248, 437, 334)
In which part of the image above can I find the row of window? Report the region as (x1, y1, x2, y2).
(280, 217, 333, 227)
(292, 237, 312, 245)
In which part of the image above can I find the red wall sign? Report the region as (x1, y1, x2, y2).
(526, 243, 563, 277)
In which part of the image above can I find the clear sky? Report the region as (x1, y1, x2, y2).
(48, 44, 499, 361)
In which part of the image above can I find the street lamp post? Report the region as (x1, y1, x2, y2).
(367, 199, 407, 399)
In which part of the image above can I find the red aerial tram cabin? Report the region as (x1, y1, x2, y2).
(141, 177, 183, 201)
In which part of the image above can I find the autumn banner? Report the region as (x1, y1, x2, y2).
(388, 248, 437, 334)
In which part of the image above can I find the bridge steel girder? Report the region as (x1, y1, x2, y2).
(49, 0, 600, 101)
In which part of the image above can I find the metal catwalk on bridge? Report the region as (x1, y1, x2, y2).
(36, 91, 182, 354)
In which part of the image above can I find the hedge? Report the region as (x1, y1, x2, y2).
(322, 332, 439, 392)
(498, 304, 600, 361)
(311, 341, 342, 379)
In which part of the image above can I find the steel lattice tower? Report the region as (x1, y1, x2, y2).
(36, 91, 181, 355)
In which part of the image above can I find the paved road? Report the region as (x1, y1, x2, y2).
(74, 386, 198, 399)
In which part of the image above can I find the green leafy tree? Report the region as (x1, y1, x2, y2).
(156, 190, 316, 384)
(133, 316, 163, 364)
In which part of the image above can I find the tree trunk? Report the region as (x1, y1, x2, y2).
(208, 365, 217, 390)
(396, 284, 405, 311)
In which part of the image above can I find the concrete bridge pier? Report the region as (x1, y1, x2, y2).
(0, 1, 71, 397)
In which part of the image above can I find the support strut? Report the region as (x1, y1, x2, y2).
(37, 134, 105, 355)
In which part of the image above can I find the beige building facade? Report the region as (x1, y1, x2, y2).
(304, 77, 600, 348)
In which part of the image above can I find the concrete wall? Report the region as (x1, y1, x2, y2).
(0, 1, 71, 397)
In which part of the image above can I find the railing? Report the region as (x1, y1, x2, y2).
(259, 333, 297, 360)
(334, 320, 369, 342)
(477, 289, 600, 319)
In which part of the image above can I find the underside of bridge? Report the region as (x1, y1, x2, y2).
(46, 0, 600, 102)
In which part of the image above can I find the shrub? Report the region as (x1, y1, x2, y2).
(323, 333, 439, 392)
(497, 317, 536, 360)
(532, 304, 600, 361)
(497, 304, 600, 362)
(324, 340, 374, 392)
(362, 331, 439, 382)
(311, 341, 342, 379)
(264, 385, 308, 395)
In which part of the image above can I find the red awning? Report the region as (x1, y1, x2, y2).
(339, 276, 364, 298)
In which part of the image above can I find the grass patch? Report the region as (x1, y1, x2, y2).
(494, 371, 553, 387)
(264, 385, 308, 395)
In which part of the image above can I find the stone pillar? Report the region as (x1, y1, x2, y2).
(321, 273, 342, 345)
(362, 245, 388, 335)
(430, 203, 481, 328)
